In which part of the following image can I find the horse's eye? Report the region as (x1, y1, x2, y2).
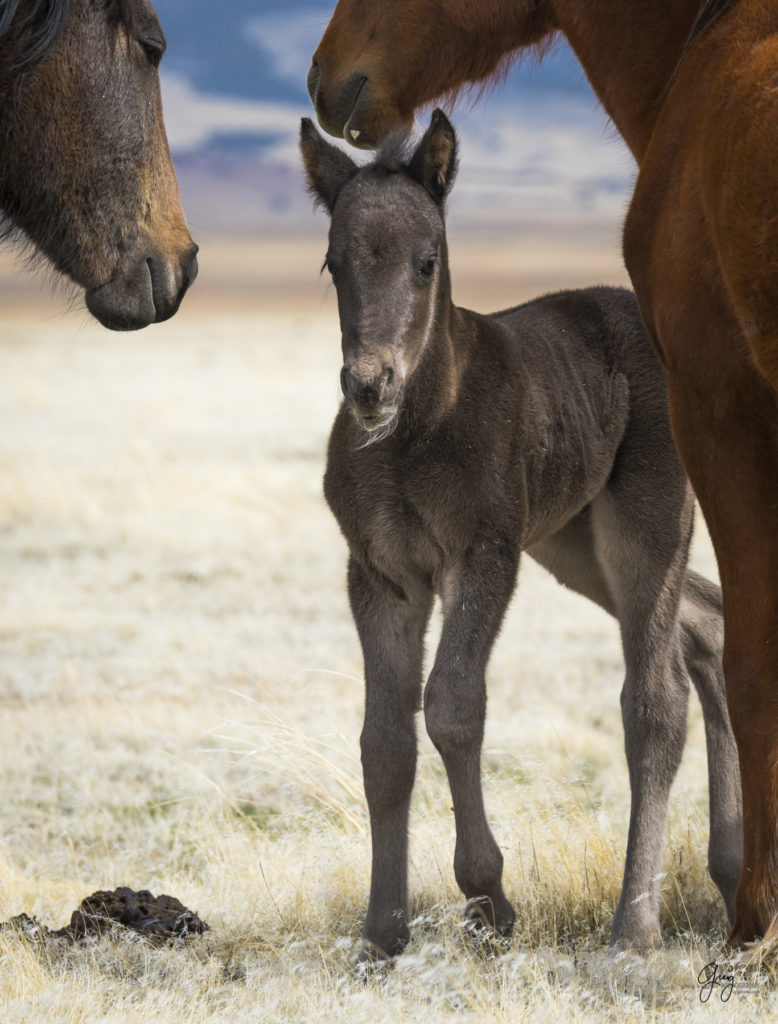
(323, 257, 339, 283)
(419, 255, 438, 281)
(138, 36, 165, 68)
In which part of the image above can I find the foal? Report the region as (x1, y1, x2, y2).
(301, 110, 741, 959)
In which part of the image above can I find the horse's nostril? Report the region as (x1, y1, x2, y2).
(307, 61, 321, 104)
(184, 244, 199, 289)
(384, 366, 394, 387)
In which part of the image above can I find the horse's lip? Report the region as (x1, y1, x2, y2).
(85, 261, 155, 331)
(84, 248, 198, 331)
(355, 407, 398, 430)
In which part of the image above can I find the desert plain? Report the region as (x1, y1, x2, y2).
(1, 225, 773, 1021)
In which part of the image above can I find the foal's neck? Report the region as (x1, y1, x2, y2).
(402, 278, 479, 436)
(553, 0, 702, 160)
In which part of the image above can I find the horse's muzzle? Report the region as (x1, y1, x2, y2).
(308, 63, 373, 146)
(85, 244, 198, 331)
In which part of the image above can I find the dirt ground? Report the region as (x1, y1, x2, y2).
(2, 233, 773, 1022)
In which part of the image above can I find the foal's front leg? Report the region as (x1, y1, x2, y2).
(424, 543, 520, 938)
(347, 556, 433, 959)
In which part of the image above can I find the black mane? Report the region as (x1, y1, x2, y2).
(0, 0, 136, 74)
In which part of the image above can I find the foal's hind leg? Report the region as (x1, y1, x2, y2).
(591, 485, 694, 949)
(530, 514, 741, 930)
(347, 556, 433, 960)
(678, 572, 742, 923)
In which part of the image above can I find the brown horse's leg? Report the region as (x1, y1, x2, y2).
(423, 545, 520, 939)
(347, 556, 433, 960)
(665, 362, 778, 945)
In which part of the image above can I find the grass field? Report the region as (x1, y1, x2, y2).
(1, 234, 775, 1021)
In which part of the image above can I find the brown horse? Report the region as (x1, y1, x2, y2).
(0, 0, 197, 330)
(309, 0, 778, 949)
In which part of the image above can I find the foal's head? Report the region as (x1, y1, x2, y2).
(301, 110, 458, 442)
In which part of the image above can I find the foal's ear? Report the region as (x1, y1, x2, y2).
(300, 118, 359, 213)
(407, 109, 458, 204)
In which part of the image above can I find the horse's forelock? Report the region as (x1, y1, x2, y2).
(0, 0, 68, 72)
(115, 0, 137, 39)
(0, 0, 138, 75)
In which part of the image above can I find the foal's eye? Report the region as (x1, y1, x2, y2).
(138, 36, 165, 68)
(322, 257, 339, 283)
(418, 255, 438, 281)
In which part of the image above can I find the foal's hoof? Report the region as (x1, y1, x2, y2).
(463, 896, 513, 955)
(352, 940, 396, 982)
(608, 921, 661, 954)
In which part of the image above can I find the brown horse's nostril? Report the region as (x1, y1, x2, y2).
(307, 61, 321, 105)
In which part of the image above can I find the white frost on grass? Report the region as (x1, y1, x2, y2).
(0, 285, 747, 1022)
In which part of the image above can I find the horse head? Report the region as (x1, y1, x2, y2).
(0, 0, 197, 330)
(308, 0, 558, 148)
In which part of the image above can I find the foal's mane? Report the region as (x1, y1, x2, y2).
(373, 133, 416, 176)
(0, 0, 137, 73)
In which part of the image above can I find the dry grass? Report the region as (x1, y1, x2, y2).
(1, 240, 775, 1020)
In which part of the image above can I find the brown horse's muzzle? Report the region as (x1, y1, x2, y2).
(85, 244, 199, 331)
(308, 58, 408, 148)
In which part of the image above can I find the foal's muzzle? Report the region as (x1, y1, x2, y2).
(341, 364, 399, 428)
